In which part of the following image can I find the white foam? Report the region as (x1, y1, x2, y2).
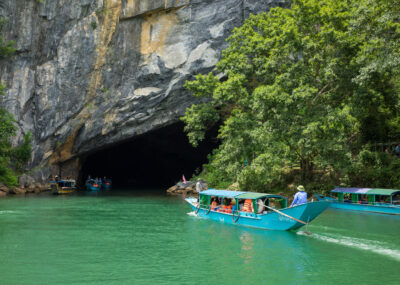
(187, 211, 198, 217)
(0, 210, 16, 214)
(298, 231, 400, 261)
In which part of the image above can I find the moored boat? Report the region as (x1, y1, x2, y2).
(314, 187, 400, 215)
(51, 179, 76, 194)
(85, 179, 101, 191)
(185, 189, 329, 231)
(101, 179, 112, 190)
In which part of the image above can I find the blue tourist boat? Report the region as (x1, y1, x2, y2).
(314, 187, 400, 215)
(101, 179, 112, 190)
(185, 189, 329, 231)
(85, 179, 101, 191)
(51, 179, 76, 194)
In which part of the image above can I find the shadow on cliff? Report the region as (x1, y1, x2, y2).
(79, 122, 218, 189)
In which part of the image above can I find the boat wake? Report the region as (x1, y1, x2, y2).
(0, 210, 17, 214)
(187, 211, 198, 217)
(297, 231, 400, 261)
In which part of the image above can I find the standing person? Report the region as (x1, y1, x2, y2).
(290, 185, 307, 207)
(196, 179, 203, 194)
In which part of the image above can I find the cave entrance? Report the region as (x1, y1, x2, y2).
(79, 122, 218, 188)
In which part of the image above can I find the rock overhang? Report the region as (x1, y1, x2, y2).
(0, 0, 289, 180)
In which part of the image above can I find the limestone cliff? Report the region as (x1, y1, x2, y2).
(0, 0, 288, 181)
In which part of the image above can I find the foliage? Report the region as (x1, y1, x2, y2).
(0, 20, 32, 187)
(11, 132, 32, 172)
(91, 21, 97, 30)
(0, 18, 16, 58)
(183, 0, 400, 192)
(341, 150, 400, 189)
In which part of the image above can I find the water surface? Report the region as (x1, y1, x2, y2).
(0, 189, 399, 284)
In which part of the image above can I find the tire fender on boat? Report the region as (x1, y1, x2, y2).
(205, 205, 211, 215)
(195, 203, 200, 214)
(232, 210, 240, 223)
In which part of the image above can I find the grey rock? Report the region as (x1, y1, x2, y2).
(18, 174, 35, 188)
(0, 0, 289, 180)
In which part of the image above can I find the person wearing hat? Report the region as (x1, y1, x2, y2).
(195, 179, 203, 194)
(290, 185, 307, 207)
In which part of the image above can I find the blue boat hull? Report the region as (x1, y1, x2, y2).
(86, 184, 101, 191)
(102, 183, 111, 190)
(185, 198, 330, 231)
(314, 194, 400, 215)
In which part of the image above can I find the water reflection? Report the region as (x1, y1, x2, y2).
(239, 231, 254, 263)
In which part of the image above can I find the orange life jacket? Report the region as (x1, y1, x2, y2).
(242, 199, 253, 212)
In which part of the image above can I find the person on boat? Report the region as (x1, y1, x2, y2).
(290, 185, 307, 207)
(226, 200, 234, 213)
(210, 198, 218, 211)
(242, 199, 254, 212)
(196, 179, 203, 194)
(257, 199, 265, 214)
(221, 198, 232, 213)
(231, 199, 237, 213)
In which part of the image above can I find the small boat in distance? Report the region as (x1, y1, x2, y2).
(51, 179, 76, 194)
(185, 189, 329, 231)
(102, 179, 112, 190)
(314, 187, 400, 215)
(85, 179, 101, 191)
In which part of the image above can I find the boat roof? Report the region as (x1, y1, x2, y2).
(200, 189, 246, 198)
(200, 189, 285, 199)
(331, 188, 400, 196)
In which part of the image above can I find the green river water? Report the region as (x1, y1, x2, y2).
(0, 189, 399, 285)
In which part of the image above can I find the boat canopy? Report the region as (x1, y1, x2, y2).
(331, 188, 400, 196)
(200, 189, 246, 198)
(236, 192, 285, 200)
(200, 189, 285, 200)
(367, 188, 400, 196)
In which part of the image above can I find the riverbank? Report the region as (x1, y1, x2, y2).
(166, 181, 208, 196)
(0, 182, 50, 197)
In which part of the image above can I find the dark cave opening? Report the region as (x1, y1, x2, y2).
(79, 122, 218, 188)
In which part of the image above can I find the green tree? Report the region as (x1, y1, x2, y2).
(0, 15, 31, 187)
(182, 0, 400, 191)
(0, 18, 16, 58)
(0, 84, 18, 186)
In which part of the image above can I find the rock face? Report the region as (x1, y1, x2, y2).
(0, 0, 288, 180)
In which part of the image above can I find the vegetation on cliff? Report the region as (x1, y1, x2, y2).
(0, 17, 32, 187)
(182, 0, 400, 193)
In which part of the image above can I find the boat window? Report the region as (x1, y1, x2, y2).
(337, 192, 344, 202)
(392, 193, 400, 205)
(368, 194, 375, 205)
(358, 194, 368, 204)
(199, 195, 210, 208)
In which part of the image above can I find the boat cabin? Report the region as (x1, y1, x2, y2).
(330, 188, 400, 206)
(199, 189, 288, 216)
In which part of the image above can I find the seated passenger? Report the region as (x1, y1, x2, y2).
(257, 199, 264, 214)
(210, 198, 218, 211)
(231, 199, 237, 213)
(242, 199, 254, 213)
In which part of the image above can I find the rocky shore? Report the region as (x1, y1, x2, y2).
(0, 174, 50, 197)
(166, 181, 208, 197)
